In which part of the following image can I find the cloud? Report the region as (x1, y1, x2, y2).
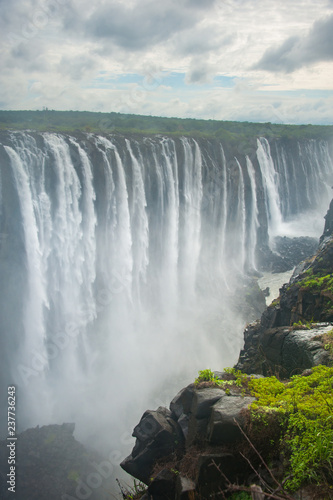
(185, 58, 215, 84)
(174, 24, 231, 57)
(254, 13, 333, 72)
(58, 54, 98, 81)
(84, 0, 214, 51)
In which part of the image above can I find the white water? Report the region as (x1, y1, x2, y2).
(1, 131, 333, 475)
(236, 158, 246, 272)
(179, 137, 203, 300)
(246, 155, 259, 271)
(257, 137, 284, 242)
(258, 270, 294, 306)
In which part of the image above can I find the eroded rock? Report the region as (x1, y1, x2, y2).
(120, 407, 184, 484)
(208, 396, 255, 444)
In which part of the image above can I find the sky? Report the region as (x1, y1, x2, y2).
(1, 0, 333, 124)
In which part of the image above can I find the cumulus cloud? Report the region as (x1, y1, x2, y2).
(174, 25, 231, 57)
(58, 54, 98, 80)
(0, 0, 332, 124)
(84, 0, 214, 51)
(185, 58, 215, 84)
(254, 13, 333, 72)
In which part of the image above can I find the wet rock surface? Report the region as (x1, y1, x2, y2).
(121, 385, 255, 495)
(120, 407, 184, 484)
(236, 216, 333, 377)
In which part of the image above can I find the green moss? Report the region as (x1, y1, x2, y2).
(298, 273, 333, 294)
(248, 366, 333, 491)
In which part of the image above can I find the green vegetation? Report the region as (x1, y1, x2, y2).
(194, 368, 220, 385)
(0, 110, 333, 142)
(194, 367, 248, 392)
(229, 493, 251, 500)
(121, 479, 147, 500)
(194, 366, 333, 492)
(298, 272, 333, 294)
(249, 365, 333, 491)
(291, 319, 315, 330)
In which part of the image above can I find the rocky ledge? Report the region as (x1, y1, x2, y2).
(121, 378, 258, 499)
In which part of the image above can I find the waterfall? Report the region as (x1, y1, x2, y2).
(246, 156, 259, 271)
(235, 158, 246, 272)
(4, 145, 48, 365)
(256, 137, 283, 242)
(158, 138, 179, 310)
(0, 130, 332, 456)
(179, 137, 203, 300)
(262, 137, 333, 237)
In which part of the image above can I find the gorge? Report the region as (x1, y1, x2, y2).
(0, 128, 333, 493)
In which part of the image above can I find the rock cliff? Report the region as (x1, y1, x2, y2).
(236, 201, 333, 377)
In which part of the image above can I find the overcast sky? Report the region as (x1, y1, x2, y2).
(1, 0, 333, 124)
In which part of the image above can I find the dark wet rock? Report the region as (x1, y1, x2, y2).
(121, 407, 184, 484)
(190, 388, 226, 419)
(177, 413, 190, 439)
(148, 468, 177, 499)
(170, 386, 195, 419)
(186, 416, 210, 447)
(185, 387, 226, 447)
(208, 396, 255, 444)
(236, 209, 333, 376)
(274, 236, 318, 269)
(320, 198, 333, 244)
(237, 322, 333, 377)
(196, 453, 244, 498)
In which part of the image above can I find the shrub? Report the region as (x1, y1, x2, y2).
(248, 365, 333, 491)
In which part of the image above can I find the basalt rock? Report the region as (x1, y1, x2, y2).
(236, 203, 333, 376)
(274, 236, 318, 270)
(121, 384, 256, 493)
(208, 396, 256, 444)
(120, 407, 184, 484)
(237, 322, 333, 377)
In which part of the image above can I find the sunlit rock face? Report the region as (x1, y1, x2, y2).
(0, 131, 332, 458)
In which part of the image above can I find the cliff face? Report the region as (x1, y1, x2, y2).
(236, 200, 333, 377)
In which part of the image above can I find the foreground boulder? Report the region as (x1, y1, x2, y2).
(120, 407, 184, 484)
(120, 385, 255, 493)
(208, 395, 255, 443)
